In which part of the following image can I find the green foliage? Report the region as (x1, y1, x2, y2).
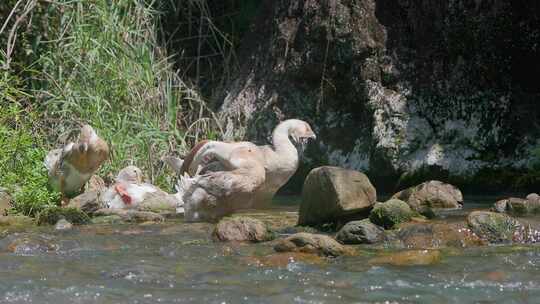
(36, 207, 90, 225)
(0, 101, 60, 216)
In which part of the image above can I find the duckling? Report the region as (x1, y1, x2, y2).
(44, 125, 109, 205)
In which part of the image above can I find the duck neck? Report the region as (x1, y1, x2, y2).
(271, 121, 298, 167)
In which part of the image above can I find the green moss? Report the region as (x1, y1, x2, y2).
(369, 199, 414, 229)
(36, 207, 91, 226)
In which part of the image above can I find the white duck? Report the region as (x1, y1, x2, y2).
(172, 119, 316, 222)
(44, 125, 109, 205)
(101, 165, 179, 211)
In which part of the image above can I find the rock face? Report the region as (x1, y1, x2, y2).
(391, 180, 463, 216)
(369, 199, 414, 229)
(493, 195, 540, 215)
(274, 233, 350, 257)
(467, 211, 522, 244)
(213, 217, 273, 242)
(298, 166, 376, 226)
(336, 219, 385, 244)
(217, 0, 533, 191)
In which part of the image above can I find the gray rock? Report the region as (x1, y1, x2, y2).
(336, 219, 385, 244)
(54, 219, 73, 231)
(298, 166, 376, 226)
(68, 190, 105, 214)
(274, 232, 352, 257)
(467, 211, 522, 244)
(392, 180, 463, 216)
(94, 209, 164, 223)
(492, 196, 540, 216)
(91, 215, 125, 225)
(369, 199, 415, 229)
(213, 217, 273, 242)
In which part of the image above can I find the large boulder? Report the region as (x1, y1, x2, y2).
(298, 166, 376, 226)
(369, 199, 415, 229)
(336, 219, 385, 244)
(467, 211, 523, 244)
(274, 233, 351, 257)
(391, 180, 463, 216)
(213, 217, 274, 242)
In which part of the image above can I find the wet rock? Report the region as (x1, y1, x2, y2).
(467, 211, 523, 244)
(0, 215, 34, 227)
(67, 190, 105, 214)
(94, 208, 164, 223)
(91, 215, 125, 225)
(336, 219, 385, 244)
(0, 233, 57, 255)
(135, 192, 179, 213)
(369, 250, 441, 266)
(0, 188, 11, 216)
(213, 216, 274, 242)
(298, 166, 376, 226)
(36, 207, 91, 225)
(54, 218, 73, 231)
(391, 180, 462, 217)
(274, 233, 351, 257)
(369, 199, 415, 229)
(493, 195, 540, 216)
(396, 222, 486, 249)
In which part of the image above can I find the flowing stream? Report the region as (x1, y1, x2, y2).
(1, 196, 539, 304)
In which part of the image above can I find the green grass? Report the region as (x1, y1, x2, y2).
(0, 0, 221, 216)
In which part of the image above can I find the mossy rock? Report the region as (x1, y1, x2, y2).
(36, 207, 91, 225)
(369, 199, 415, 229)
(467, 211, 522, 244)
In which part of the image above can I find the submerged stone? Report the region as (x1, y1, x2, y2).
(369, 199, 415, 229)
(242, 252, 326, 267)
(54, 218, 73, 231)
(213, 216, 274, 242)
(396, 222, 486, 249)
(298, 166, 376, 226)
(369, 249, 441, 266)
(274, 232, 352, 257)
(336, 219, 385, 244)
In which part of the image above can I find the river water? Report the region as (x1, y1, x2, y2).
(1, 196, 539, 304)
